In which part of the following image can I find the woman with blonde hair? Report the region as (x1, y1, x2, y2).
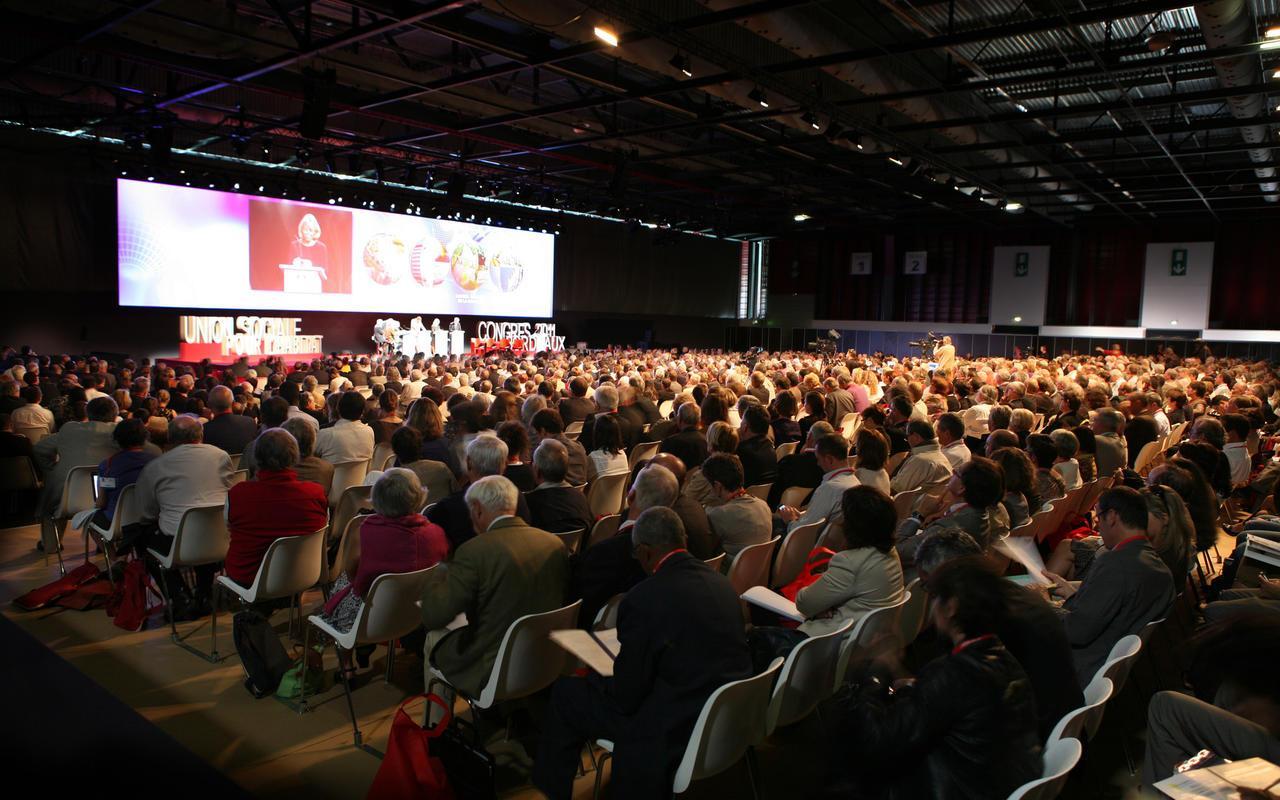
(684, 421, 740, 507)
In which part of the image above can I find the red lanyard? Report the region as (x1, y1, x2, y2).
(654, 549, 688, 572)
(951, 633, 995, 656)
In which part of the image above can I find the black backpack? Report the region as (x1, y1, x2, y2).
(232, 610, 292, 698)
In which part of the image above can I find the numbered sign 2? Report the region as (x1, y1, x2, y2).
(903, 251, 927, 275)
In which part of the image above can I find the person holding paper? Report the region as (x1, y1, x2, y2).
(533, 507, 752, 800)
(774, 433, 859, 535)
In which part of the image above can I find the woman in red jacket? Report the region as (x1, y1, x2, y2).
(225, 428, 329, 586)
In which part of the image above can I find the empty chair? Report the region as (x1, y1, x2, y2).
(629, 440, 660, 468)
(770, 518, 827, 589)
(585, 514, 623, 551)
(307, 565, 440, 745)
(48, 465, 98, 574)
(145, 504, 232, 662)
(1045, 675, 1114, 746)
(1006, 737, 1083, 800)
(727, 537, 780, 595)
(587, 473, 628, 518)
(744, 483, 772, 502)
(833, 594, 910, 688)
(429, 600, 583, 714)
(767, 620, 853, 731)
(554, 527, 585, 555)
(328, 459, 370, 506)
(213, 528, 327, 653)
(594, 658, 784, 799)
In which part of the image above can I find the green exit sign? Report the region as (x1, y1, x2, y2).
(1171, 248, 1188, 276)
(1014, 252, 1029, 277)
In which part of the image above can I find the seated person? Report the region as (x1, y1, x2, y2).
(240, 396, 289, 477)
(702, 453, 773, 558)
(91, 418, 157, 529)
(391, 426, 453, 508)
(281, 416, 335, 497)
(649, 452, 719, 561)
(1043, 486, 1174, 687)
(320, 469, 447, 637)
(825, 556, 1042, 799)
(586, 413, 630, 482)
(735, 405, 778, 488)
(1049, 429, 1083, 491)
(889, 420, 953, 496)
(683, 421, 739, 508)
(525, 438, 594, 535)
(315, 390, 375, 465)
(426, 435, 531, 553)
(496, 420, 536, 492)
(897, 456, 1010, 564)
(767, 421, 833, 507)
(225, 428, 330, 587)
(533, 507, 752, 800)
(775, 434, 859, 535)
(853, 427, 892, 495)
(421, 476, 568, 718)
(659, 401, 708, 470)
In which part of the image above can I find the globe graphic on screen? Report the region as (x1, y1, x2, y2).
(488, 251, 524, 293)
(409, 239, 450, 287)
(118, 217, 169, 277)
(363, 233, 408, 285)
(450, 240, 488, 292)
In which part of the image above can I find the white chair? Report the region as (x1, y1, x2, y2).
(48, 465, 98, 575)
(591, 592, 626, 631)
(428, 600, 583, 716)
(703, 552, 726, 572)
(14, 425, 49, 445)
(1046, 675, 1113, 746)
(1007, 737, 1083, 800)
(564, 421, 584, 441)
(230, 469, 249, 486)
(329, 459, 371, 506)
(779, 485, 812, 509)
(767, 620, 853, 731)
(371, 442, 394, 475)
(775, 441, 799, 459)
(892, 485, 928, 524)
(554, 527, 585, 554)
(1095, 634, 1143, 694)
(145, 504, 232, 662)
(329, 484, 372, 562)
(727, 537, 780, 595)
(628, 440, 660, 468)
(213, 528, 327, 655)
(587, 472, 628, 518)
(744, 483, 772, 502)
(327, 513, 371, 588)
(1132, 440, 1163, 474)
(658, 400, 674, 419)
(833, 594, 910, 688)
(593, 658, 784, 799)
(885, 450, 908, 476)
(307, 566, 440, 745)
(380, 452, 397, 471)
(228, 453, 242, 470)
(411, 459, 455, 507)
(896, 578, 929, 648)
(585, 514, 622, 551)
(87, 483, 141, 584)
(770, 518, 826, 589)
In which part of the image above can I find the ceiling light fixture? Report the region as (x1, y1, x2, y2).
(748, 87, 769, 108)
(593, 25, 619, 47)
(1263, 40, 1280, 50)
(1013, 316, 1023, 323)
(1267, 25, 1280, 38)
(801, 111, 821, 130)
(669, 52, 692, 77)
(793, 213, 811, 222)
(1004, 201, 1024, 211)
(888, 156, 904, 166)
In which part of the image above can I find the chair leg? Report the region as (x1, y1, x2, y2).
(339, 648, 363, 747)
(592, 750, 613, 800)
(54, 519, 67, 576)
(101, 541, 116, 588)
(384, 641, 395, 684)
(154, 565, 179, 641)
(298, 624, 313, 715)
(745, 745, 763, 800)
(210, 583, 220, 662)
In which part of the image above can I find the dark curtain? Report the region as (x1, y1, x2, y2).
(1209, 222, 1272, 329)
(1045, 229, 1145, 327)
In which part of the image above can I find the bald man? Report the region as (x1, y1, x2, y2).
(649, 452, 720, 559)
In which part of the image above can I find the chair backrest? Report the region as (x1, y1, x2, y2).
(253, 529, 327, 600)
(355, 565, 440, 645)
(592, 592, 626, 631)
(727, 537, 780, 595)
(96, 483, 142, 542)
(1007, 737, 1083, 800)
(1096, 634, 1143, 693)
(0, 456, 40, 491)
(564, 421, 584, 440)
(58, 465, 99, 519)
(587, 472, 628, 518)
(703, 552, 726, 572)
(330, 513, 371, 583)
(885, 450, 909, 476)
(372, 442, 395, 474)
(767, 620, 853, 731)
(14, 425, 48, 444)
(330, 484, 373, 555)
(1046, 675, 1113, 746)
(414, 459, 456, 506)
(1079, 475, 1113, 516)
(744, 483, 772, 502)
(172, 505, 232, 566)
(771, 518, 827, 589)
(329, 459, 371, 505)
(834, 594, 910, 688)
(554, 527, 584, 555)
(585, 514, 622, 551)
(1133, 440, 1162, 474)
(381, 452, 397, 471)
(892, 485, 927, 524)
(672, 658, 784, 794)
(896, 578, 928, 647)
(230, 469, 249, 486)
(658, 400, 674, 419)
(628, 440, 660, 468)
(779, 485, 813, 510)
(775, 441, 799, 459)
(229, 453, 242, 470)
(477, 600, 583, 707)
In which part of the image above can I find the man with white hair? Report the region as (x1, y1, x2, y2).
(426, 434, 532, 552)
(421, 474, 568, 715)
(570, 462, 680, 627)
(578, 383, 639, 455)
(202, 385, 258, 455)
(526, 438, 594, 535)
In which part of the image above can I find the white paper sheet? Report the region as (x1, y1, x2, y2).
(550, 629, 621, 677)
(741, 586, 806, 622)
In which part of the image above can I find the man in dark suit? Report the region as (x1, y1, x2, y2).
(823, 376, 857, 427)
(767, 421, 831, 507)
(1123, 392, 1161, 469)
(736, 405, 778, 488)
(1044, 486, 1173, 687)
(526, 439, 593, 535)
(202, 386, 259, 455)
(426, 435, 531, 553)
(534, 506, 752, 800)
(650, 452, 719, 560)
(558, 377, 595, 426)
(531, 409, 589, 486)
(659, 402, 708, 470)
(579, 385, 639, 456)
(617, 384, 649, 436)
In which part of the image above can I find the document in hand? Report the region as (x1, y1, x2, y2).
(549, 629, 621, 677)
(1155, 757, 1280, 799)
(741, 586, 806, 622)
(994, 536, 1052, 586)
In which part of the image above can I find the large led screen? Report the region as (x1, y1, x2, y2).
(117, 179, 554, 317)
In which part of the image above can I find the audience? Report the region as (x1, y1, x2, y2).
(90, 418, 156, 529)
(776, 434, 858, 534)
(202, 385, 258, 455)
(281, 416, 335, 497)
(426, 434, 531, 553)
(889, 419, 953, 495)
(525, 438, 594, 535)
(852, 426, 891, 495)
(315, 391, 375, 465)
(701, 453, 772, 558)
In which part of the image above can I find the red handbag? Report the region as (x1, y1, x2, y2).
(365, 694, 456, 800)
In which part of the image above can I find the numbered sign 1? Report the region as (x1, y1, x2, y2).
(903, 251, 927, 275)
(850, 252, 872, 275)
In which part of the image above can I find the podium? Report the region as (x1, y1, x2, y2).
(449, 330, 465, 357)
(279, 262, 326, 293)
(433, 330, 448, 356)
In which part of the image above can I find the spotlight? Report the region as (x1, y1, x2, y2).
(851, 134, 864, 150)
(669, 52, 692, 77)
(1004, 201, 1023, 212)
(793, 212, 811, 222)
(888, 156, 904, 166)
(801, 111, 821, 130)
(748, 87, 769, 108)
(1268, 25, 1280, 38)
(593, 25, 618, 47)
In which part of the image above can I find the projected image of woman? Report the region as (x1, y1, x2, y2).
(289, 213, 329, 276)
